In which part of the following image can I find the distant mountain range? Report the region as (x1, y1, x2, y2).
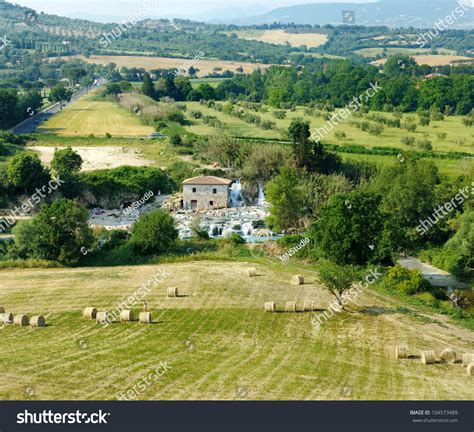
(214, 0, 474, 28)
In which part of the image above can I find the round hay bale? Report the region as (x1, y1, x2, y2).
(139, 312, 152, 324)
(395, 345, 408, 359)
(247, 268, 257, 277)
(285, 301, 297, 313)
(421, 350, 436, 365)
(440, 347, 457, 363)
(467, 362, 474, 376)
(462, 353, 474, 367)
(264, 302, 276, 313)
(96, 311, 109, 324)
(303, 300, 314, 312)
(0, 312, 13, 324)
(120, 310, 134, 322)
(83, 307, 97, 320)
(30, 315, 46, 327)
(0, 306, 4, 313)
(290, 275, 304, 285)
(167, 287, 178, 297)
(13, 314, 29, 326)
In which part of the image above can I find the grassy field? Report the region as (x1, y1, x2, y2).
(340, 153, 473, 178)
(1, 259, 472, 400)
(355, 47, 456, 57)
(37, 94, 154, 137)
(232, 29, 328, 48)
(183, 102, 474, 155)
(79, 55, 274, 77)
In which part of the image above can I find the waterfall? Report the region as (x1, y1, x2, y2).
(256, 183, 266, 206)
(229, 179, 244, 208)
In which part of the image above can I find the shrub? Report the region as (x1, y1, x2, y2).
(334, 130, 347, 140)
(419, 116, 430, 126)
(273, 110, 287, 119)
(385, 265, 430, 295)
(400, 136, 415, 146)
(417, 138, 433, 151)
(436, 132, 447, 141)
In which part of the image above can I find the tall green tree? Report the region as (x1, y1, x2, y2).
(314, 191, 384, 265)
(141, 72, 156, 99)
(12, 199, 93, 264)
(51, 147, 83, 176)
(266, 166, 305, 232)
(7, 153, 50, 193)
(131, 210, 178, 255)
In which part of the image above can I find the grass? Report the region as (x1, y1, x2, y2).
(340, 153, 472, 178)
(190, 78, 229, 88)
(0, 259, 472, 400)
(184, 102, 474, 155)
(36, 94, 154, 137)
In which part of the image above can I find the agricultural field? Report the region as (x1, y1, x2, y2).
(355, 47, 457, 58)
(79, 55, 274, 77)
(372, 55, 474, 67)
(36, 94, 154, 137)
(1, 260, 472, 400)
(183, 102, 474, 155)
(232, 29, 328, 48)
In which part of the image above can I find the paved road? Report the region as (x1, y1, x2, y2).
(398, 257, 466, 288)
(11, 78, 107, 135)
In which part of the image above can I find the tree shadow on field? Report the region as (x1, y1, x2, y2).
(359, 306, 399, 316)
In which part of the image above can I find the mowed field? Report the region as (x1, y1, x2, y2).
(372, 54, 474, 67)
(1, 260, 473, 400)
(80, 55, 274, 77)
(233, 29, 328, 48)
(37, 94, 154, 137)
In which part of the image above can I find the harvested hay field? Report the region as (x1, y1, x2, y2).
(0, 260, 472, 400)
(235, 29, 328, 48)
(30, 146, 153, 171)
(80, 55, 274, 77)
(372, 54, 474, 67)
(36, 93, 154, 137)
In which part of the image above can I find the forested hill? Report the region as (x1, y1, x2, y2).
(240, 0, 474, 28)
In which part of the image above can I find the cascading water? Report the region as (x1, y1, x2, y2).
(229, 179, 244, 207)
(256, 183, 266, 206)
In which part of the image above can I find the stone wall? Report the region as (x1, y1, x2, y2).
(183, 184, 229, 209)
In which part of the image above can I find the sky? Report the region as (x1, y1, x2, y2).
(9, 0, 375, 21)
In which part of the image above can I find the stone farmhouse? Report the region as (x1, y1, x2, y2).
(182, 176, 233, 210)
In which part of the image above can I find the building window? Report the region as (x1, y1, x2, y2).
(209, 201, 214, 206)
(192, 187, 196, 193)
(213, 188, 217, 194)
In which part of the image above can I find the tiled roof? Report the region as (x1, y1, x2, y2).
(182, 176, 232, 186)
